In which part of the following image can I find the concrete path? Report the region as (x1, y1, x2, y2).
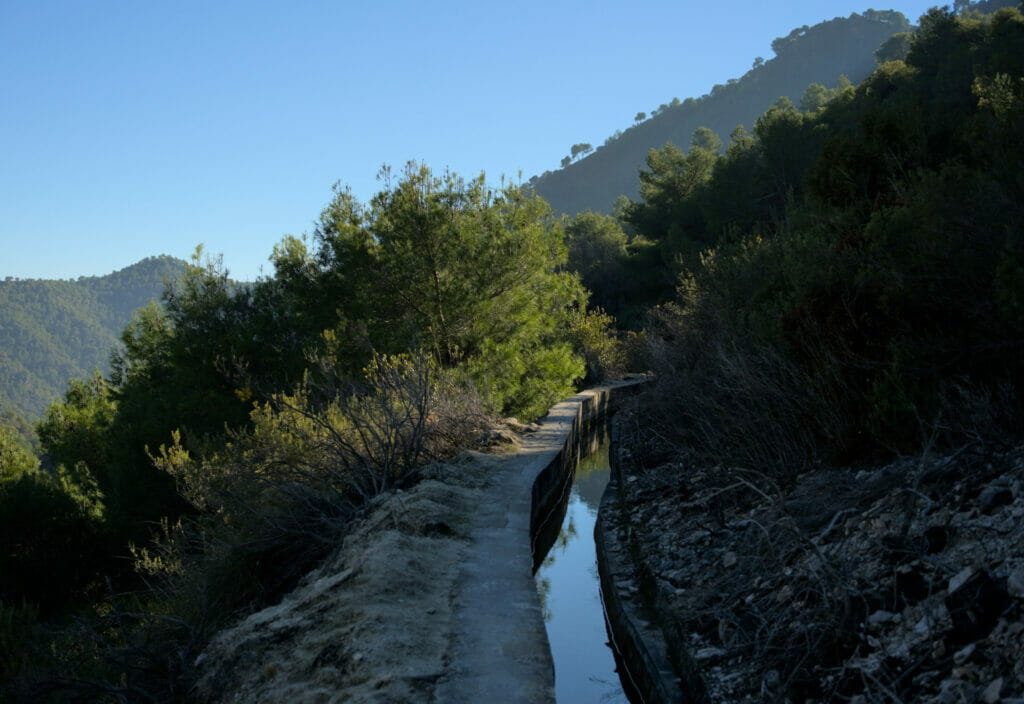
(435, 393, 584, 703)
(437, 381, 636, 702)
(193, 381, 638, 703)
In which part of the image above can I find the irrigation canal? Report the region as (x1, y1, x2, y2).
(534, 438, 639, 703)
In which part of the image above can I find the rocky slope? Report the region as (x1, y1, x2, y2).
(613, 399, 1024, 702)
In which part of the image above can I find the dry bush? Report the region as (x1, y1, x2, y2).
(642, 301, 849, 483)
(932, 377, 1023, 450)
(150, 351, 488, 598)
(45, 351, 494, 703)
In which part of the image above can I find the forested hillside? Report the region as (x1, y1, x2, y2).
(529, 7, 928, 216)
(571, 2, 1024, 459)
(0, 256, 185, 418)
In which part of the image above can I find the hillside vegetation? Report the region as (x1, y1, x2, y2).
(1, 2, 1022, 701)
(608, 3, 1024, 699)
(531, 0, 1019, 218)
(0, 256, 186, 418)
(0, 167, 622, 701)
(619, 3, 1024, 462)
(530, 9, 913, 216)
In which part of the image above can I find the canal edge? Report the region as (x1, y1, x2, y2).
(436, 377, 645, 703)
(595, 406, 711, 704)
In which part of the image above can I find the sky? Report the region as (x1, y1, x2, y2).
(1, 0, 944, 282)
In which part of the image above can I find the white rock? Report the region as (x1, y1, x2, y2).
(939, 679, 971, 704)
(952, 642, 975, 666)
(948, 566, 975, 594)
(982, 677, 1003, 704)
(914, 616, 931, 637)
(1007, 568, 1024, 599)
(867, 610, 897, 628)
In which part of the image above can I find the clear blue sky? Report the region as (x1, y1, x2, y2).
(1, 0, 942, 282)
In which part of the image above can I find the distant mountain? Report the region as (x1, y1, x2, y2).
(530, 9, 914, 216)
(0, 256, 186, 419)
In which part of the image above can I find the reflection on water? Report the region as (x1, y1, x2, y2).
(535, 442, 630, 703)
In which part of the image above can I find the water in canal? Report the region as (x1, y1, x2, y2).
(534, 441, 632, 703)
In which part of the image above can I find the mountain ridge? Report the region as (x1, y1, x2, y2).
(529, 9, 913, 216)
(0, 255, 187, 419)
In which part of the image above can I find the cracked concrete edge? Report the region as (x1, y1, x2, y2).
(594, 409, 709, 704)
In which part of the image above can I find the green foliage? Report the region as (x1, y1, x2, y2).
(19, 6, 1024, 696)
(34, 368, 172, 531)
(461, 338, 582, 422)
(570, 143, 593, 160)
(616, 111, 824, 310)
(626, 137, 719, 258)
(561, 210, 671, 329)
(146, 351, 483, 624)
(0, 468, 109, 615)
(3, 165, 586, 657)
(753, 102, 820, 207)
(685, 7, 1023, 459)
(0, 388, 120, 630)
(874, 31, 913, 63)
(303, 164, 586, 418)
(690, 126, 723, 153)
(37, 370, 114, 486)
(564, 212, 629, 310)
(566, 307, 639, 382)
(632, 5, 1024, 469)
(122, 248, 254, 437)
(0, 425, 38, 480)
(699, 125, 768, 239)
(0, 169, 591, 663)
(0, 408, 38, 453)
(799, 83, 831, 112)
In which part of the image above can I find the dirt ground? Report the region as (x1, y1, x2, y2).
(193, 450, 504, 704)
